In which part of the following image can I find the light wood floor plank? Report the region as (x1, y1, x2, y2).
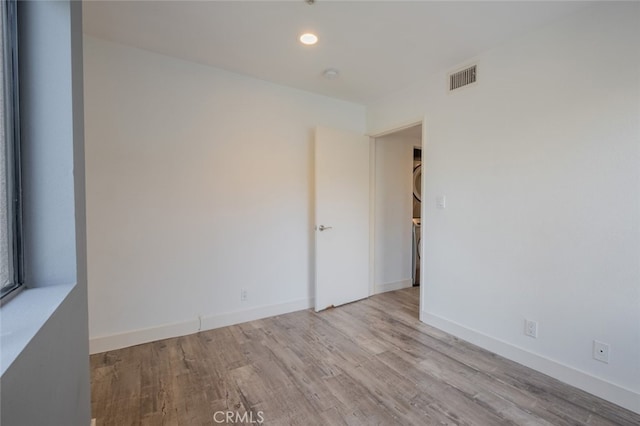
(91, 288, 640, 425)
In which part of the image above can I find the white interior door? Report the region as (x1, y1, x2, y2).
(315, 126, 370, 311)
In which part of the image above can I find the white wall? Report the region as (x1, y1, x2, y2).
(84, 37, 365, 352)
(367, 2, 640, 413)
(374, 133, 419, 293)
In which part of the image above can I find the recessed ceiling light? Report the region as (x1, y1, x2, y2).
(299, 33, 318, 45)
(323, 68, 339, 80)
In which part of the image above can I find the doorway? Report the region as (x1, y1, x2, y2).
(412, 147, 422, 286)
(372, 123, 423, 313)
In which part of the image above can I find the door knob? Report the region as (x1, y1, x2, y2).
(318, 225, 333, 231)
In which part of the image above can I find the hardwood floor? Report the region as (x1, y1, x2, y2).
(91, 288, 640, 425)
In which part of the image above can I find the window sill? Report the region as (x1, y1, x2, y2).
(0, 283, 75, 376)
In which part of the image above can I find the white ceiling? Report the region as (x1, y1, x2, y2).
(83, 0, 591, 104)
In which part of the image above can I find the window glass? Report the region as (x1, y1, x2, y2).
(1, 0, 20, 298)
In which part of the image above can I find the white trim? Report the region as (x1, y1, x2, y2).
(374, 279, 413, 295)
(421, 311, 640, 414)
(90, 298, 313, 354)
(418, 115, 427, 318)
(368, 136, 376, 297)
(367, 118, 423, 138)
(200, 298, 313, 330)
(89, 318, 199, 354)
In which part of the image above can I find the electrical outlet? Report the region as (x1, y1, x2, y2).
(524, 319, 538, 338)
(240, 288, 248, 302)
(593, 340, 610, 363)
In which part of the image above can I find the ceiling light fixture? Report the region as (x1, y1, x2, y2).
(299, 33, 318, 45)
(323, 68, 339, 80)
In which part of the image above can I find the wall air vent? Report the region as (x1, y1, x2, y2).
(449, 65, 477, 91)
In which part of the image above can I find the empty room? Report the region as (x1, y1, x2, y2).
(1, 1, 639, 425)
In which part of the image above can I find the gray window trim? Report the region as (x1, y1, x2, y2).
(1, 0, 23, 300)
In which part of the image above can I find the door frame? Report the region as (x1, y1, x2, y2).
(367, 117, 425, 316)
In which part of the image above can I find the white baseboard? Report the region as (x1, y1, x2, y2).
(200, 298, 313, 331)
(374, 279, 413, 295)
(420, 311, 640, 414)
(89, 298, 313, 354)
(89, 318, 200, 354)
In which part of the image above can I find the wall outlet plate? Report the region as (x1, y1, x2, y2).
(240, 288, 248, 302)
(593, 340, 610, 363)
(524, 319, 538, 338)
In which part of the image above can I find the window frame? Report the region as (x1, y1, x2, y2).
(1, 0, 23, 301)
